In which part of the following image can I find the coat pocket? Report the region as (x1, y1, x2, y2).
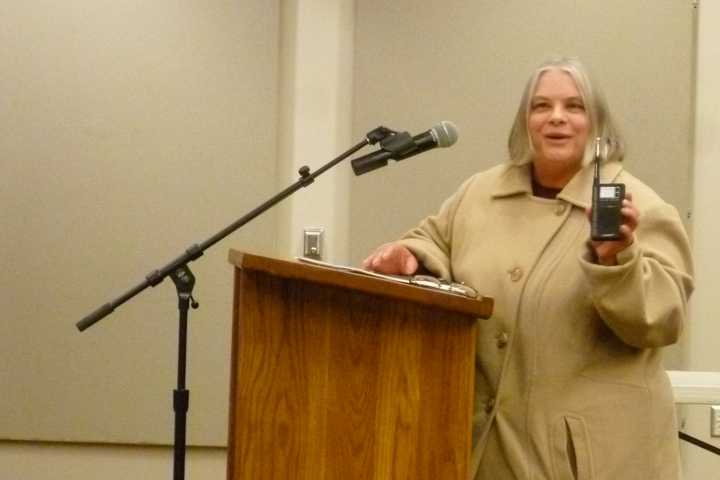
(550, 414, 594, 480)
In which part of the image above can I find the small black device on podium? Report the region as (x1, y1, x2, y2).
(591, 137, 625, 241)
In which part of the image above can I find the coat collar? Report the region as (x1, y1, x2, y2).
(491, 161, 624, 210)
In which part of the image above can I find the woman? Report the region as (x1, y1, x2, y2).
(362, 57, 694, 480)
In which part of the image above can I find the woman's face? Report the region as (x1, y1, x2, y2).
(528, 69, 590, 176)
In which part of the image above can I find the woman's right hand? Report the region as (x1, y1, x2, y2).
(361, 242, 419, 275)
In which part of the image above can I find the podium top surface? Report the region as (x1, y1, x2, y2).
(228, 250, 493, 319)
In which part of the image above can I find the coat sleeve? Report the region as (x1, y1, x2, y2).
(397, 176, 475, 280)
(579, 202, 694, 348)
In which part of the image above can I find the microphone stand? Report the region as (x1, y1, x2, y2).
(75, 125, 396, 480)
(679, 431, 720, 456)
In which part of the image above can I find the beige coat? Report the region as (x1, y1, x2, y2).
(399, 161, 694, 480)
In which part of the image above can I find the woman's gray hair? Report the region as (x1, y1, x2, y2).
(507, 57, 625, 165)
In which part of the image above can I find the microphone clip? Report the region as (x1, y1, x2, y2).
(378, 131, 415, 156)
(352, 130, 415, 176)
(365, 126, 399, 145)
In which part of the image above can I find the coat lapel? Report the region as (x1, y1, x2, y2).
(558, 160, 624, 210)
(488, 160, 625, 210)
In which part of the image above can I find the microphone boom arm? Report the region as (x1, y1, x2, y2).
(76, 126, 393, 331)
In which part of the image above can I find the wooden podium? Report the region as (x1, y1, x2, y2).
(226, 251, 493, 480)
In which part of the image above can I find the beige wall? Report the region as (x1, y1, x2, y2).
(275, 0, 355, 263)
(0, 0, 279, 448)
(2, 0, 719, 478)
(681, 0, 720, 476)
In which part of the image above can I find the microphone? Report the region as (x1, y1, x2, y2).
(351, 121, 458, 176)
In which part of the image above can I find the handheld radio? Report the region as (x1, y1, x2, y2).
(591, 137, 625, 241)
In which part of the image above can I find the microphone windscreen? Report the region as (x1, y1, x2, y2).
(433, 121, 459, 147)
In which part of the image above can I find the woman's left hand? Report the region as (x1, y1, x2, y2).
(586, 192, 639, 266)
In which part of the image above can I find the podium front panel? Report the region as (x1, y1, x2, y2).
(227, 256, 479, 480)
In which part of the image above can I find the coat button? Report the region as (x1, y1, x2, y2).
(496, 332, 509, 349)
(485, 397, 496, 413)
(555, 203, 567, 215)
(508, 267, 523, 282)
